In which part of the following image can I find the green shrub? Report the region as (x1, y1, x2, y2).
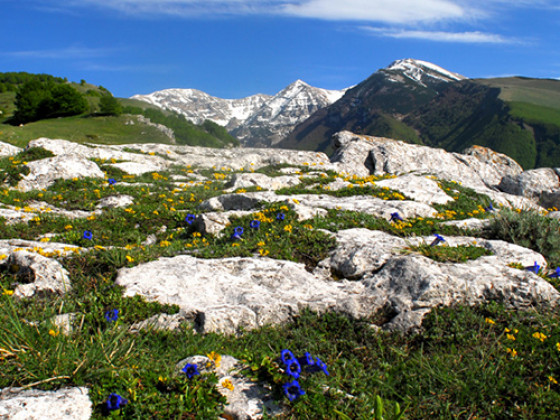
(483, 208, 560, 266)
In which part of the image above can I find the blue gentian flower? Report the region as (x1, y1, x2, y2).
(314, 357, 329, 376)
(389, 212, 403, 222)
(430, 234, 445, 246)
(105, 393, 128, 411)
(549, 267, 560, 278)
(282, 380, 305, 402)
(526, 261, 541, 274)
(182, 363, 200, 379)
(108, 178, 117, 185)
(484, 203, 495, 212)
(249, 220, 260, 229)
(83, 230, 93, 240)
(285, 358, 301, 379)
(231, 226, 244, 240)
(276, 212, 285, 221)
(104, 309, 119, 322)
(280, 349, 296, 364)
(185, 214, 196, 225)
(297, 352, 315, 367)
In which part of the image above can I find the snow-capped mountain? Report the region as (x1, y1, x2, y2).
(381, 58, 466, 87)
(131, 89, 271, 130)
(132, 80, 347, 147)
(231, 80, 347, 146)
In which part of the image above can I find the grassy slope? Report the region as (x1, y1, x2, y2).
(1, 160, 560, 418)
(0, 114, 174, 148)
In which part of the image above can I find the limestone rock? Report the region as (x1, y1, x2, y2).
(110, 161, 165, 175)
(194, 211, 254, 236)
(499, 168, 560, 199)
(5, 251, 72, 298)
(225, 172, 301, 191)
(375, 174, 453, 205)
(0, 141, 22, 157)
(363, 253, 558, 332)
(116, 255, 371, 335)
(331, 131, 522, 190)
(17, 153, 105, 191)
(95, 195, 134, 210)
(130, 311, 192, 332)
(0, 387, 92, 420)
(176, 355, 282, 419)
(319, 229, 407, 279)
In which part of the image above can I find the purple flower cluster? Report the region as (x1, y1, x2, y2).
(280, 348, 329, 402)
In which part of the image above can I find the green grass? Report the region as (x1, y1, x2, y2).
(509, 102, 560, 126)
(0, 114, 175, 148)
(477, 77, 560, 111)
(1, 158, 560, 418)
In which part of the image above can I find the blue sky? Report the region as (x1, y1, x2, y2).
(2, 0, 559, 98)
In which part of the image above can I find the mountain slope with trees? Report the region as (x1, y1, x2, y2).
(0, 72, 238, 148)
(280, 60, 560, 169)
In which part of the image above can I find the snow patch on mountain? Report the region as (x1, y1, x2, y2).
(385, 58, 466, 86)
(133, 80, 347, 147)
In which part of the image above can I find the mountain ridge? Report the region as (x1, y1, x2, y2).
(132, 79, 347, 147)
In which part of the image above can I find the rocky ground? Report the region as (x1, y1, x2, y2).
(1, 131, 560, 418)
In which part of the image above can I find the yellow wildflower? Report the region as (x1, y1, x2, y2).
(64, 225, 73, 230)
(48, 329, 60, 337)
(2, 289, 14, 296)
(159, 241, 171, 247)
(485, 318, 495, 325)
(533, 332, 547, 342)
(550, 376, 558, 385)
(259, 249, 269, 257)
(207, 351, 222, 368)
(283, 225, 293, 233)
(506, 347, 518, 358)
(220, 378, 235, 391)
(506, 334, 516, 341)
(556, 342, 560, 352)
(40, 237, 50, 242)
(126, 255, 134, 263)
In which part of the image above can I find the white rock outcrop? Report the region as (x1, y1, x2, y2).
(0, 387, 92, 420)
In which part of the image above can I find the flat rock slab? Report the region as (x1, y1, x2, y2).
(375, 174, 453, 205)
(116, 255, 370, 335)
(17, 154, 105, 192)
(0, 387, 92, 420)
(4, 251, 72, 298)
(116, 228, 559, 333)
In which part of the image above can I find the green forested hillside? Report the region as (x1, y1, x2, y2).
(282, 75, 560, 169)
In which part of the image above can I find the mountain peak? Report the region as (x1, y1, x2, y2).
(384, 58, 467, 84)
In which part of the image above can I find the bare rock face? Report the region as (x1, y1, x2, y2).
(116, 229, 558, 334)
(17, 153, 105, 191)
(225, 173, 301, 191)
(498, 168, 560, 208)
(116, 255, 371, 335)
(0, 387, 92, 419)
(375, 174, 453, 205)
(4, 251, 72, 298)
(331, 131, 523, 190)
(0, 141, 22, 157)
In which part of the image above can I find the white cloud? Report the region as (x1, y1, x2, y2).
(362, 27, 512, 44)
(280, 0, 465, 23)
(34, 0, 560, 23)
(2, 46, 116, 60)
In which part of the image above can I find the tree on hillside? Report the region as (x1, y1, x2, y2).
(98, 94, 122, 116)
(38, 84, 88, 119)
(11, 80, 87, 124)
(12, 80, 53, 124)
